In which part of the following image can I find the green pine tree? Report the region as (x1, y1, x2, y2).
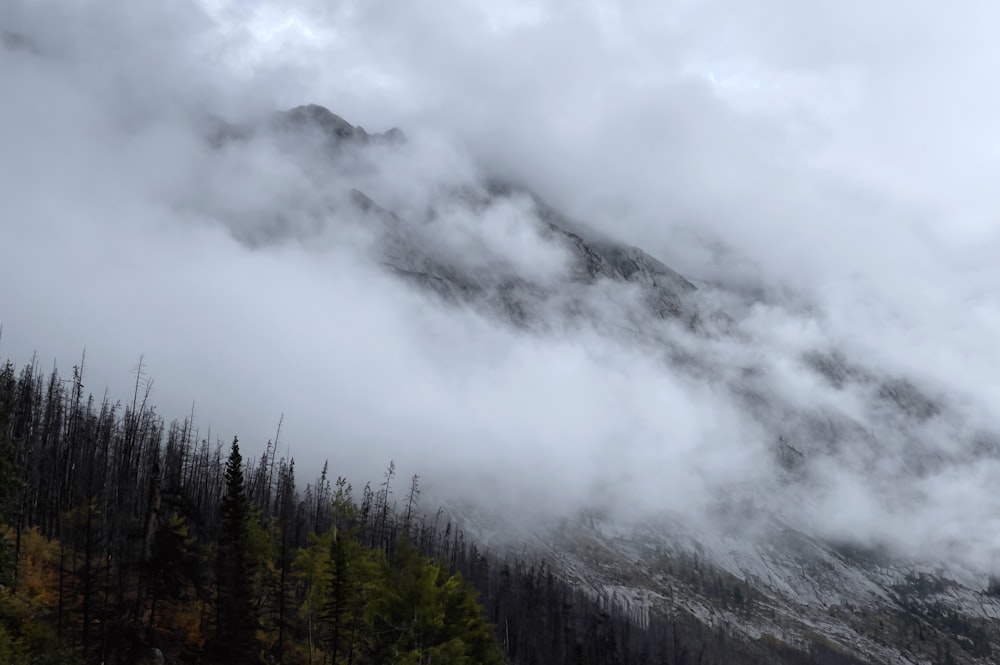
(214, 437, 258, 664)
(367, 538, 505, 665)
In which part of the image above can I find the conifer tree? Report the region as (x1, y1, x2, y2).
(214, 437, 257, 663)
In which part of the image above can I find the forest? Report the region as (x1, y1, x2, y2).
(0, 354, 875, 664)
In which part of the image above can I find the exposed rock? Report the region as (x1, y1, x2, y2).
(273, 104, 406, 145)
(876, 378, 941, 421)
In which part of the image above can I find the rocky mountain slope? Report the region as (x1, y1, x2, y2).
(446, 505, 1000, 664)
(207, 105, 1000, 664)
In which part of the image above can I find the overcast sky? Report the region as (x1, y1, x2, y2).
(3, 0, 1000, 568)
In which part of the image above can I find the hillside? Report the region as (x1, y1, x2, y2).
(0, 356, 919, 665)
(2, 103, 999, 664)
(204, 105, 1000, 664)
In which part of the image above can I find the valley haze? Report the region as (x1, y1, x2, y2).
(3, 0, 1000, 577)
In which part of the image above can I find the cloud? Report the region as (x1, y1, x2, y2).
(4, 0, 1000, 570)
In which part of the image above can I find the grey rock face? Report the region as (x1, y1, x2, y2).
(273, 104, 406, 145)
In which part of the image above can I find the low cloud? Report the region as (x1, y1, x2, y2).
(3, 0, 1000, 570)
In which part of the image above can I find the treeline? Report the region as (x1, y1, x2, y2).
(0, 356, 872, 664)
(0, 357, 502, 664)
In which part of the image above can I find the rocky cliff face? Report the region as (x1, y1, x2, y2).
(207, 104, 1000, 664)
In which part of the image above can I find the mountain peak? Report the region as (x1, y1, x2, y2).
(275, 104, 405, 144)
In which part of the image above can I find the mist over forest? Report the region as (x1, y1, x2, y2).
(4, 0, 1000, 576)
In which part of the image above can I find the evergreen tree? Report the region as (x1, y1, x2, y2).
(367, 538, 505, 665)
(214, 437, 258, 663)
(321, 526, 372, 664)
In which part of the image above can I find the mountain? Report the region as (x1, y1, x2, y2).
(198, 104, 1000, 664)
